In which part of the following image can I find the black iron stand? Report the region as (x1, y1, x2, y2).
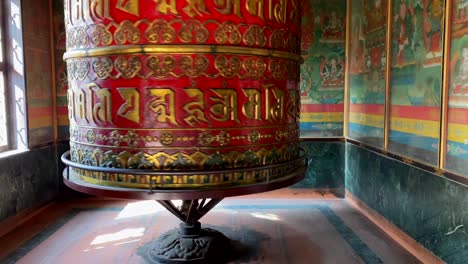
(138, 199, 231, 264)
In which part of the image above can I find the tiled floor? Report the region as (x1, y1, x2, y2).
(0, 190, 419, 264)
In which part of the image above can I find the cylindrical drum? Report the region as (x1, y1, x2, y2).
(64, 0, 302, 189)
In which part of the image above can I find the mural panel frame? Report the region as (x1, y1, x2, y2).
(300, 0, 347, 138)
(347, 0, 389, 148)
(387, 0, 446, 166)
(443, 0, 468, 177)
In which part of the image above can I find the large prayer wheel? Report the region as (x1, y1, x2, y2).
(62, 1, 304, 262)
(63, 0, 302, 190)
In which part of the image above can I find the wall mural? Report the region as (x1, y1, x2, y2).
(388, 0, 444, 165)
(446, 2, 468, 176)
(300, 0, 346, 137)
(23, 0, 55, 147)
(348, 0, 387, 147)
(53, 0, 69, 139)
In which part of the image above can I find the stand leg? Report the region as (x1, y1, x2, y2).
(138, 199, 231, 263)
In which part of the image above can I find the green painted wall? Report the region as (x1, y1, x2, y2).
(292, 141, 345, 196)
(345, 143, 468, 263)
(0, 146, 60, 221)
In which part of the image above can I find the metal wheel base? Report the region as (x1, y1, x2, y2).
(138, 199, 230, 263)
(139, 221, 230, 263)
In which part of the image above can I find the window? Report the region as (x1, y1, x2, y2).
(0, 1, 8, 152)
(0, 0, 27, 153)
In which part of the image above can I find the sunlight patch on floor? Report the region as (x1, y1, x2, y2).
(250, 212, 281, 221)
(90, 228, 145, 246)
(115, 201, 163, 219)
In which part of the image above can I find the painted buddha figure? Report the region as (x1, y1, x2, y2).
(453, 45, 468, 96)
(323, 11, 343, 39)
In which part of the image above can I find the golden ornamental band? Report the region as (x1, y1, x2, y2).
(65, 54, 300, 81)
(65, 19, 299, 53)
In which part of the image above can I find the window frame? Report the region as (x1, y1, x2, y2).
(0, 0, 27, 154)
(0, 0, 10, 152)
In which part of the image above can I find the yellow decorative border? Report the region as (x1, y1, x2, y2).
(64, 45, 302, 62)
(447, 123, 468, 144)
(349, 113, 385, 129)
(300, 112, 344, 123)
(390, 118, 440, 139)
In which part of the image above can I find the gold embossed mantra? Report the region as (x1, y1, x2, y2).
(64, 0, 302, 189)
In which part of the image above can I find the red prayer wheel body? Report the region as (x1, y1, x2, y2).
(64, 0, 302, 189)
